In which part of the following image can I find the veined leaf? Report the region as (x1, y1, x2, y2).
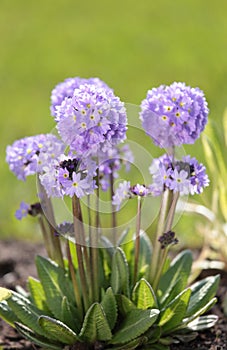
(186, 275, 219, 317)
(79, 302, 112, 342)
(132, 278, 157, 309)
(159, 250, 192, 306)
(0, 301, 19, 327)
(101, 287, 118, 330)
(111, 247, 130, 297)
(181, 297, 217, 327)
(116, 294, 136, 317)
(111, 308, 159, 344)
(7, 291, 47, 337)
(38, 315, 79, 344)
(0, 287, 12, 302)
(186, 315, 218, 331)
(27, 277, 50, 313)
(15, 322, 63, 350)
(61, 296, 81, 333)
(35, 255, 75, 320)
(159, 289, 191, 334)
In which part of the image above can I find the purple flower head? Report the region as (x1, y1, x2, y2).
(39, 155, 97, 198)
(98, 144, 134, 191)
(140, 82, 209, 148)
(50, 77, 112, 118)
(112, 181, 151, 210)
(6, 134, 65, 181)
(149, 154, 209, 196)
(131, 184, 149, 197)
(55, 84, 127, 156)
(15, 202, 30, 220)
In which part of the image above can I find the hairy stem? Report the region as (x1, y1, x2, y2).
(133, 196, 142, 285)
(149, 189, 173, 284)
(72, 195, 89, 310)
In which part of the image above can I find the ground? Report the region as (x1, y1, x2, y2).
(0, 240, 227, 350)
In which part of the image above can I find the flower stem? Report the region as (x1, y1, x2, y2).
(38, 179, 64, 268)
(66, 240, 83, 315)
(38, 216, 52, 259)
(133, 196, 142, 286)
(149, 189, 173, 284)
(72, 195, 89, 310)
(109, 172, 117, 245)
(152, 191, 180, 292)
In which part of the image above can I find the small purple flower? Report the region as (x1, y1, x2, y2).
(140, 82, 209, 148)
(15, 202, 30, 220)
(112, 181, 131, 210)
(55, 84, 127, 156)
(149, 154, 209, 196)
(131, 184, 149, 197)
(50, 77, 112, 118)
(64, 172, 90, 198)
(112, 181, 151, 210)
(39, 155, 97, 198)
(6, 134, 65, 180)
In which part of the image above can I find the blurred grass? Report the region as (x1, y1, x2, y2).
(1, 0, 227, 240)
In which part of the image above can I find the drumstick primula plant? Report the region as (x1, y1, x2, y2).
(0, 78, 219, 350)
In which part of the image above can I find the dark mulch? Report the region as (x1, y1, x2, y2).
(0, 240, 227, 350)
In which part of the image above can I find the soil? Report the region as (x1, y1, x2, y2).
(0, 240, 227, 350)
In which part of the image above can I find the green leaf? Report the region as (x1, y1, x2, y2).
(79, 302, 112, 342)
(14, 322, 63, 350)
(7, 291, 47, 337)
(159, 289, 191, 334)
(38, 315, 79, 344)
(27, 277, 50, 313)
(111, 247, 130, 297)
(35, 255, 75, 320)
(61, 296, 81, 333)
(106, 336, 147, 350)
(159, 250, 192, 306)
(101, 287, 118, 330)
(0, 301, 19, 327)
(186, 315, 218, 331)
(186, 275, 220, 317)
(116, 294, 136, 317)
(0, 287, 12, 302)
(111, 308, 160, 344)
(181, 297, 217, 327)
(132, 278, 157, 310)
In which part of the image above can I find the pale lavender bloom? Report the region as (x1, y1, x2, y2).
(149, 154, 209, 196)
(15, 202, 30, 220)
(55, 84, 127, 155)
(131, 184, 149, 196)
(112, 181, 131, 210)
(169, 169, 190, 194)
(112, 181, 151, 210)
(140, 82, 209, 148)
(50, 77, 112, 119)
(39, 155, 96, 198)
(64, 172, 92, 198)
(6, 134, 65, 181)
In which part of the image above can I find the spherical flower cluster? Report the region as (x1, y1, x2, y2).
(50, 77, 112, 118)
(55, 84, 127, 156)
(6, 134, 65, 181)
(39, 155, 97, 198)
(149, 154, 209, 196)
(98, 144, 134, 191)
(112, 181, 150, 210)
(140, 82, 209, 148)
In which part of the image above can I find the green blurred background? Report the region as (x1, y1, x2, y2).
(1, 0, 227, 240)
